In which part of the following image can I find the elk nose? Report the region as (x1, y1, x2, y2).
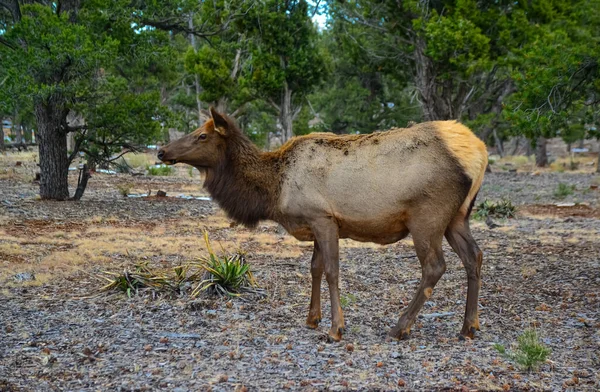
(157, 149, 165, 161)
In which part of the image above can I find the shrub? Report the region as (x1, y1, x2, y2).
(472, 199, 517, 220)
(554, 183, 575, 199)
(192, 231, 258, 297)
(493, 329, 551, 371)
(147, 165, 173, 176)
(116, 183, 133, 197)
(101, 232, 261, 298)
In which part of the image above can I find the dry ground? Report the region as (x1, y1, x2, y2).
(0, 150, 599, 391)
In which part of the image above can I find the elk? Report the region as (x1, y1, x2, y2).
(158, 108, 488, 342)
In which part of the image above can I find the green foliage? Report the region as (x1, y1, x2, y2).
(472, 199, 517, 220)
(116, 183, 133, 197)
(192, 231, 258, 297)
(554, 183, 576, 199)
(494, 329, 551, 371)
(101, 231, 261, 299)
(340, 293, 357, 309)
(503, 0, 600, 142)
(146, 165, 173, 176)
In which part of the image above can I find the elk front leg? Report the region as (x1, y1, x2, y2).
(311, 218, 345, 341)
(306, 241, 323, 329)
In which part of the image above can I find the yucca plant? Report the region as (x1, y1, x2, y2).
(191, 231, 258, 297)
(473, 198, 517, 220)
(101, 262, 176, 297)
(100, 231, 260, 298)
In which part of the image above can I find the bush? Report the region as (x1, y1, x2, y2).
(192, 231, 258, 297)
(493, 329, 551, 371)
(101, 231, 261, 298)
(147, 165, 173, 176)
(116, 183, 133, 197)
(554, 183, 575, 199)
(472, 199, 517, 220)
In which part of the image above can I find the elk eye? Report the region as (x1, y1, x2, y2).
(199, 134, 207, 140)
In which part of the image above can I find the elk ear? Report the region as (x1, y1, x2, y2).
(209, 107, 228, 136)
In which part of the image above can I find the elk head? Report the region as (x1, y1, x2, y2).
(157, 107, 230, 168)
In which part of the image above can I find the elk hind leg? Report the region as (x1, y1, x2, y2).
(445, 216, 483, 339)
(389, 233, 446, 340)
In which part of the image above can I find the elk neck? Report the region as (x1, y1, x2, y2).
(203, 131, 283, 228)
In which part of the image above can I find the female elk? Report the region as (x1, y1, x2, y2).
(158, 108, 487, 342)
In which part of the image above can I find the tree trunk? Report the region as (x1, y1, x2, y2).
(535, 136, 548, 167)
(0, 118, 4, 151)
(188, 14, 204, 125)
(280, 81, 294, 142)
(596, 154, 600, 173)
(71, 164, 91, 201)
(35, 100, 70, 200)
(493, 129, 504, 157)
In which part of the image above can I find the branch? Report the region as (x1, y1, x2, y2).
(67, 134, 85, 164)
(0, 36, 16, 50)
(267, 98, 281, 113)
(230, 103, 247, 118)
(0, 0, 20, 22)
(107, 150, 131, 163)
(230, 48, 242, 80)
(292, 105, 302, 121)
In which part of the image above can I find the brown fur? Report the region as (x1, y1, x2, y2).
(158, 108, 488, 342)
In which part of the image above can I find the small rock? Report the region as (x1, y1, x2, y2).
(391, 351, 401, 359)
(345, 343, 354, 352)
(398, 378, 406, 387)
(156, 190, 167, 197)
(13, 272, 35, 282)
(218, 374, 228, 383)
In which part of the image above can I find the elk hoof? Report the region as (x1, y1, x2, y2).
(459, 326, 477, 340)
(387, 327, 411, 341)
(328, 327, 344, 342)
(306, 318, 321, 329)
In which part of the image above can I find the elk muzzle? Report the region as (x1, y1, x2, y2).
(157, 149, 177, 165)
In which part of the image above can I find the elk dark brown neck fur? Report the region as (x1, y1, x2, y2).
(203, 127, 281, 228)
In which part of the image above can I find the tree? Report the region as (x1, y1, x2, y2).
(306, 17, 421, 134)
(0, 1, 173, 199)
(240, 0, 328, 142)
(502, 1, 600, 167)
(332, 0, 528, 124)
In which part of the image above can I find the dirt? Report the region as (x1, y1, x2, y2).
(0, 162, 599, 391)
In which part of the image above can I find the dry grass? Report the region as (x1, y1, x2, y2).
(490, 154, 598, 173)
(123, 152, 156, 169)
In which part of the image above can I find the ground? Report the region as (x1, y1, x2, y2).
(0, 150, 599, 391)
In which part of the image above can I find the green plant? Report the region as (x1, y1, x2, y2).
(101, 262, 170, 298)
(188, 166, 194, 177)
(116, 183, 133, 197)
(340, 293, 357, 309)
(192, 231, 258, 297)
(146, 165, 173, 176)
(488, 158, 496, 165)
(493, 329, 551, 371)
(100, 235, 262, 298)
(472, 199, 517, 220)
(554, 183, 576, 199)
